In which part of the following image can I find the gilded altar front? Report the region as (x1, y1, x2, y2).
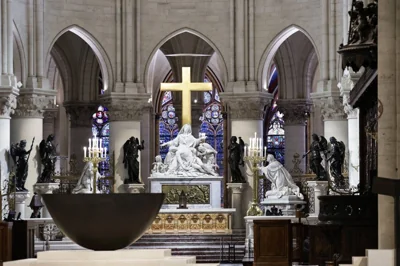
(146, 210, 235, 234)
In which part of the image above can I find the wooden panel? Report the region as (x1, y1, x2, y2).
(0, 222, 13, 263)
(254, 220, 292, 266)
(12, 221, 28, 260)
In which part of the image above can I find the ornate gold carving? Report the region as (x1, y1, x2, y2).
(146, 213, 232, 234)
(162, 185, 210, 204)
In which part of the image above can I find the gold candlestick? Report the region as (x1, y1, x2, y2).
(244, 150, 265, 216)
(83, 149, 105, 194)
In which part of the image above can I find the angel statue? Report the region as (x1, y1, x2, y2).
(228, 136, 246, 183)
(123, 137, 144, 184)
(303, 134, 328, 180)
(38, 134, 57, 183)
(327, 137, 346, 188)
(10, 138, 35, 191)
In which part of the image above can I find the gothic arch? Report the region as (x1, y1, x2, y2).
(44, 25, 113, 93)
(257, 25, 320, 92)
(144, 27, 229, 95)
(50, 44, 72, 100)
(12, 21, 26, 86)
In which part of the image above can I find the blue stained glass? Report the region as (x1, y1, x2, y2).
(159, 99, 179, 160)
(214, 90, 220, 102)
(162, 91, 172, 105)
(204, 92, 211, 104)
(266, 111, 285, 165)
(92, 106, 110, 177)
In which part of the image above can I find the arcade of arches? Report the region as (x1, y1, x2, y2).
(0, 0, 398, 265)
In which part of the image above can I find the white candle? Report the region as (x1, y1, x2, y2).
(100, 139, 102, 148)
(100, 148, 103, 158)
(244, 145, 247, 157)
(254, 132, 257, 139)
(264, 146, 267, 157)
(104, 147, 107, 158)
(84, 147, 87, 158)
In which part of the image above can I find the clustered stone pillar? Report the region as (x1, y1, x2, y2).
(10, 94, 54, 218)
(0, 92, 17, 218)
(221, 91, 272, 224)
(278, 100, 311, 172)
(106, 97, 151, 193)
(226, 183, 247, 229)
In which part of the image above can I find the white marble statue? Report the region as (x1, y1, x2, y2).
(155, 124, 218, 177)
(260, 154, 304, 200)
(72, 161, 101, 194)
(152, 155, 167, 174)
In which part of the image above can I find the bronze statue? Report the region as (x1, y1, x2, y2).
(228, 136, 246, 183)
(38, 134, 57, 183)
(303, 134, 328, 180)
(10, 138, 34, 191)
(123, 137, 144, 184)
(348, 0, 377, 45)
(327, 137, 346, 188)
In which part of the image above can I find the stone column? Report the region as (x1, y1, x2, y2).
(105, 96, 151, 193)
(377, 0, 398, 250)
(278, 100, 311, 172)
(227, 183, 247, 229)
(312, 95, 348, 162)
(43, 108, 58, 140)
(64, 103, 96, 171)
(0, 90, 17, 218)
(12, 191, 30, 219)
(306, 180, 329, 217)
(220, 91, 273, 215)
(339, 68, 363, 187)
(10, 94, 54, 216)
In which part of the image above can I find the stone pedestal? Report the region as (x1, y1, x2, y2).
(306, 180, 329, 217)
(122, 183, 145, 193)
(261, 195, 306, 216)
(33, 183, 59, 218)
(4, 249, 218, 266)
(227, 182, 247, 229)
(11, 191, 30, 219)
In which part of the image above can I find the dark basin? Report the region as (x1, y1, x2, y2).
(41, 193, 165, 250)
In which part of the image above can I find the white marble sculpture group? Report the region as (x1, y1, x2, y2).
(72, 161, 102, 194)
(151, 124, 219, 177)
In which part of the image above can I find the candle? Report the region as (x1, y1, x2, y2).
(84, 147, 87, 158)
(100, 139, 102, 148)
(89, 139, 91, 148)
(244, 145, 247, 157)
(104, 147, 107, 158)
(100, 148, 103, 158)
(264, 146, 267, 157)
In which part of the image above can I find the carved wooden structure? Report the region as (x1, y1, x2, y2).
(0, 222, 12, 263)
(253, 220, 292, 266)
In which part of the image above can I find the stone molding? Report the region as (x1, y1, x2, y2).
(220, 92, 273, 120)
(0, 91, 18, 118)
(10, 191, 30, 203)
(343, 94, 359, 119)
(43, 108, 59, 123)
(338, 67, 362, 120)
(13, 95, 55, 118)
(306, 180, 329, 193)
(64, 103, 96, 128)
(33, 183, 60, 194)
(122, 183, 145, 193)
(277, 99, 312, 125)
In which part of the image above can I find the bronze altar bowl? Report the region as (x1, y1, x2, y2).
(42, 193, 165, 250)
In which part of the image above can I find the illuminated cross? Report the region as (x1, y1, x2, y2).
(160, 67, 212, 125)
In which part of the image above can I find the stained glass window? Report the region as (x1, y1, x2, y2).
(264, 63, 285, 165)
(159, 90, 179, 160)
(199, 75, 224, 175)
(92, 105, 111, 193)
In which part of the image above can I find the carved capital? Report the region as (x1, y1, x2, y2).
(64, 103, 96, 128)
(104, 94, 152, 121)
(313, 97, 346, 121)
(0, 92, 18, 118)
(227, 182, 247, 194)
(43, 108, 59, 123)
(13, 95, 55, 118)
(277, 99, 311, 125)
(306, 181, 329, 193)
(220, 92, 273, 120)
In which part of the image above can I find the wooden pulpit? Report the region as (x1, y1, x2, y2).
(253, 219, 292, 266)
(0, 222, 13, 263)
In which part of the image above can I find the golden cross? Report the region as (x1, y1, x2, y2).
(160, 67, 212, 125)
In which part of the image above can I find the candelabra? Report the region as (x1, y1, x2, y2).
(83, 136, 107, 194)
(244, 132, 266, 216)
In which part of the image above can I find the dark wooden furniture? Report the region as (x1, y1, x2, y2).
(0, 222, 12, 263)
(253, 219, 292, 266)
(12, 220, 30, 260)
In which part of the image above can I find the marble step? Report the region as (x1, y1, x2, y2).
(366, 249, 395, 266)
